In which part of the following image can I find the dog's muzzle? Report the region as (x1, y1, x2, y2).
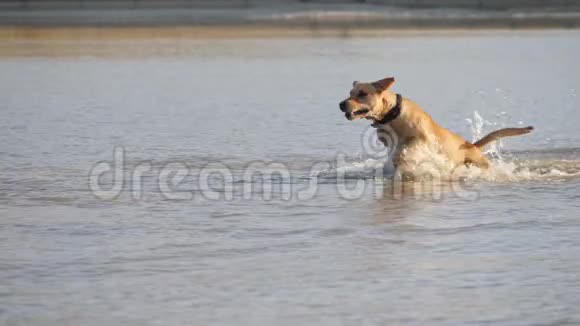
(339, 101, 352, 119)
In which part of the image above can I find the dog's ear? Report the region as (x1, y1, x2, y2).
(352, 80, 360, 87)
(372, 77, 395, 93)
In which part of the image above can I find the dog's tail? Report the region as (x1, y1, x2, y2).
(474, 126, 534, 149)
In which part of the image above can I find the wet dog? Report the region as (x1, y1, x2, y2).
(339, 77, 533, 172)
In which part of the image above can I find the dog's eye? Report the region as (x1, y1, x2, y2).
(358, 91, 368, 97)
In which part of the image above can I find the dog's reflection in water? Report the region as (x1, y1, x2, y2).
(366, 174, 478, 223)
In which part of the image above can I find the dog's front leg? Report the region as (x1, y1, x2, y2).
(390, 147, 404, 169)
(389, 137, 421, 173)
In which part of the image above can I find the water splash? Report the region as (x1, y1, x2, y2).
(466, 110, 503, 160)
(316, 111, 580, 183)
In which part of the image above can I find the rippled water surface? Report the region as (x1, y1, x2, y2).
(1, 30, 580, 325)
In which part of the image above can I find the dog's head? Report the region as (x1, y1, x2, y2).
(339, 77, 395, 121)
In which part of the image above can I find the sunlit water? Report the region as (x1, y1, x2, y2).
(1, 30, 580, 325)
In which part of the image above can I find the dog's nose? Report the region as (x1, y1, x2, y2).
(339, 101, 347, 112)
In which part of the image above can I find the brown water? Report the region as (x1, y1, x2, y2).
(1, 30, 580, 325)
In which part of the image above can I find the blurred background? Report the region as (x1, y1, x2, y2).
(0, 0, 579, 28)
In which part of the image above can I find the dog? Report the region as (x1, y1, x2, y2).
(339, 77, 533, 172)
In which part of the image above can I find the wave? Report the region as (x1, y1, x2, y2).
(313, 156, 580, 182)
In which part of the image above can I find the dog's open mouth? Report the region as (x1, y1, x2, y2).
(345, 109, 370, 120)
(344, 109, 371, 120)
(353, 109, 370, 116)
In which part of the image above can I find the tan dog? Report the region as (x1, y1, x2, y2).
(339, 77, 533, 171)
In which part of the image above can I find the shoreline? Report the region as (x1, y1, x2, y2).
(1, 23, 579, 42)
(1, 26, 577, 58)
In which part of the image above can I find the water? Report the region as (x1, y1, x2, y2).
(1, 30, 580, 325)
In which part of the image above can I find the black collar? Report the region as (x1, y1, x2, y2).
(375, 93, 403, 125)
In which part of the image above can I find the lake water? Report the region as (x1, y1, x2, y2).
(1, 30, 580, 325)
